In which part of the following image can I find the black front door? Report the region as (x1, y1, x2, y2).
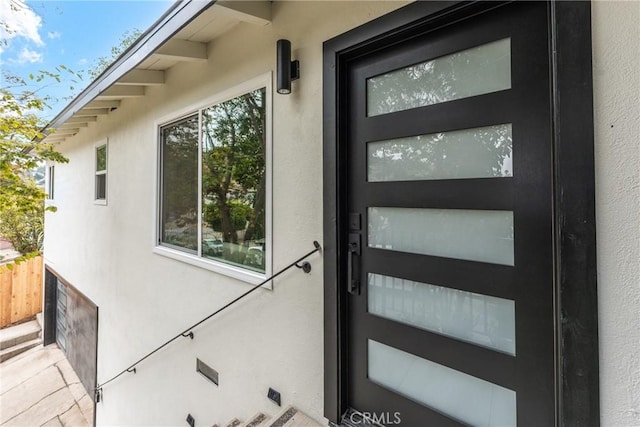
(344, 3, 555, 425)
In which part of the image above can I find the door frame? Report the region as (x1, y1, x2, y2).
(322, 1, 598, 426)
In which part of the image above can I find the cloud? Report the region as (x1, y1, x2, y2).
(78, 58, 88, 65)
(0, 1, 44, 50)
(47, 31, 61, 40)
(14, 47, 43, 64)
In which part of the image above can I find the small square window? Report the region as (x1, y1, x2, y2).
(95, 142, 107, 203)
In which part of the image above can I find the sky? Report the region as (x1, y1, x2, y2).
(1, 0, 173, 120)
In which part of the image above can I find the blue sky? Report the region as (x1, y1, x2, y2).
(1, 0, 173, 119)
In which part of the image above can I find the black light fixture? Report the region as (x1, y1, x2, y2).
(276, 39, 300, 95)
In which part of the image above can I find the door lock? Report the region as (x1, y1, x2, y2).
(348, 233, 361, 295)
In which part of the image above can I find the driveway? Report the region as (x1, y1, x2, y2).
(0, 344, 93, 426)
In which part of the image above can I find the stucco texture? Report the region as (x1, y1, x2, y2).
(592, 1, 640, 425)
(43, 2, 408, 426)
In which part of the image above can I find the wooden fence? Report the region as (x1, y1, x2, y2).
(0, 256, 43, 329)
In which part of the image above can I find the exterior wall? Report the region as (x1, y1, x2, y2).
(44, 2, 407, 426)
(43, 1, 640, 426)
(592, 1, 640, 425)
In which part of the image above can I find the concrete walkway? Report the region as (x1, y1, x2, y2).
(0, 248, 20, 264)
(0, 344, 93, 427)
(0, 320, 42, 363)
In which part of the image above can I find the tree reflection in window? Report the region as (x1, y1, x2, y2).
(201, 88, 266, 272)
(368, 124, 513, 182)
(367, 38, 511, 116)
(160, 115, 199, 252)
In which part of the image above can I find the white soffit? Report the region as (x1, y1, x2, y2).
(43, 0, 272, 143)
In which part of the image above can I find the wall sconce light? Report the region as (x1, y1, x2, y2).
(276, 39, 300, 95)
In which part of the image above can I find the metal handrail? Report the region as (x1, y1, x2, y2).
(94, 241, 322, 401)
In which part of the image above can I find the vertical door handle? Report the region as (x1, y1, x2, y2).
(348, 234, 361, 295)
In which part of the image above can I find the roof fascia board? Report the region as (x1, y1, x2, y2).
(46, 0, 216, 132)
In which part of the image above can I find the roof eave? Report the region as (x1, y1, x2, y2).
(42, 0, 216, 136)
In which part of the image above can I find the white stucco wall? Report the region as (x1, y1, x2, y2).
(44, 1, 640, 426)
(44, 2, 407, 426)
(592, 1, 640, 426)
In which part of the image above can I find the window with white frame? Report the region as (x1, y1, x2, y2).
(158, 84, 269, 276)
(95, 142, 107, 203)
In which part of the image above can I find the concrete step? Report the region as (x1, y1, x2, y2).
(0, 338, 41, 362)
(242, 413, 270, 427)
(265, 406, 322, 427)
(1, 343, 44, 366)
(0, 319, 41, 350)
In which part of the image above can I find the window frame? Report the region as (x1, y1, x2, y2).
(153, 73, 272, 285)
(94, 140, 108, 205)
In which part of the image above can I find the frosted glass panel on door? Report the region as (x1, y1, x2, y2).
(368, 124, 512, 181)
(368, 340, 516, 426)
(367, 38, 511, 116)
(368, 207, 514, 265)
(368, 273, 515, 355)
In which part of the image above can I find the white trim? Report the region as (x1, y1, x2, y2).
(153, 72, 273, 287)
(264, 72, 273, 289)
(153, 246, 266, 285)
(154, 124, 161, 256)
(197, 109, 203, 258)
